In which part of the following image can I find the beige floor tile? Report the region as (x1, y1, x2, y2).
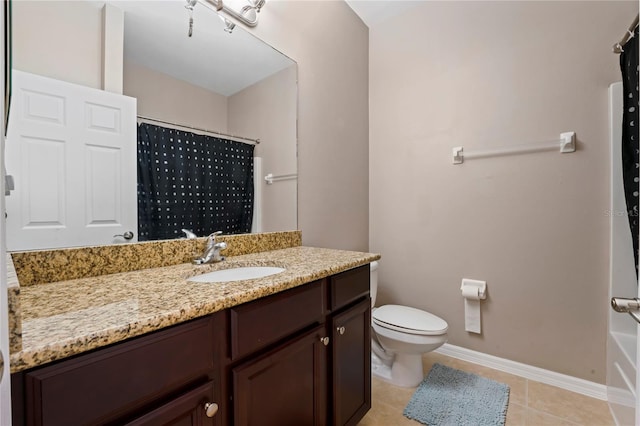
(358, 400, 419, 426)
(506, 402, 526, 426)
(366, 352, 613, 426)
(371, 377, 416, 408)
(525, 408, 581, 426)
(527, 381, 615, 426)
(422, 352, 527, 406)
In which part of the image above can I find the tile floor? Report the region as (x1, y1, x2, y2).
(358, 351, 615, 426)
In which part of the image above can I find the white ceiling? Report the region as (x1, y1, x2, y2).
(103, 1, 294, 96)
(345, 0, 421, 28)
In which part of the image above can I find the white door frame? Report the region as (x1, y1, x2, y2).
(0, 2, 14, 422)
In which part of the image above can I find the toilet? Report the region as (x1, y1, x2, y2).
(370, 261, 448, 387)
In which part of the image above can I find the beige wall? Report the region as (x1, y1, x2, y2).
(369, 0, 637, 383)
(123, 62, 228, 132)
(13, 1, 230, 131)
(228, 65, 298, 232)
(251, 1, 369, 251)
(12, 1, 103, 89)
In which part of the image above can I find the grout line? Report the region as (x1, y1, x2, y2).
(525, 406, 582, 426)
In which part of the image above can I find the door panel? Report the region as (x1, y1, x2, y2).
(5, 70, 137, 250)
(85, 145, 122, 225)
(22, 89, 65, 125)
(21, 136, 66, 227)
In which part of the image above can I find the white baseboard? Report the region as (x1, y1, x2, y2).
(434, 343, 608, 401)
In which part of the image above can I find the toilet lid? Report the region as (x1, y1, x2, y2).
(373, 305, 448, 336)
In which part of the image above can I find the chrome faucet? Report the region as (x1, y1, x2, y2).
(193, 231, 227, 264)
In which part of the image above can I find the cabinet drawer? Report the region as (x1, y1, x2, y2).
(25, 316, 215, 426)
(126, 381, 216, 426)
(329, 265, 370, 311)
(230, 280, 325, 360)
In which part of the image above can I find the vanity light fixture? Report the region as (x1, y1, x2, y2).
(204, 0, 266, 28)
(186, 0, 261, 35)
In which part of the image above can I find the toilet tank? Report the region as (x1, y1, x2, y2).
(370, 261, 378, 307)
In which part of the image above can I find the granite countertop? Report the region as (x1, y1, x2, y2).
(10, 246, 380, 373)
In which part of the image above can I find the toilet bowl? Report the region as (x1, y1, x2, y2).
(369, 262, 448, 387)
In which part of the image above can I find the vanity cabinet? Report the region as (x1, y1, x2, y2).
(12, 315, 224, 426)
(227, 279, 328, 426)
(227, 264, 371, 426)
(11, 264, 371, 426)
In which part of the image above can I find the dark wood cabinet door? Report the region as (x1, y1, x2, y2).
(233, 325, 328, 426)
(125, 381, 217, 426)
(23, 316, 216, 426)
(331, 298, 371, 426)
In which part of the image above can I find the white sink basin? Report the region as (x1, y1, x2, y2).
(188, 266, 286, 283)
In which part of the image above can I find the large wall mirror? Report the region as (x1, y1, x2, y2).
(6, 0, 297, 251)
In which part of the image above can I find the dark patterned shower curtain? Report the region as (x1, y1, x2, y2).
(137, 122, 254, 241)
(621, 25, 639, 277)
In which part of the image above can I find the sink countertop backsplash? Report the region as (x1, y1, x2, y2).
(11, 231, 303, 286)
(7, 231, 380, 373)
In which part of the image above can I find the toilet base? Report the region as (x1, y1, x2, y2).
(371, 352, 425, 388)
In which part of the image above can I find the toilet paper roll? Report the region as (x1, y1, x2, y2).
(461, 279, 486, 334)
(461, 285, 481, 300)
(464, 299, 481, 334)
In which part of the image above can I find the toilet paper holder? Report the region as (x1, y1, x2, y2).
(460, 279, 487, 299)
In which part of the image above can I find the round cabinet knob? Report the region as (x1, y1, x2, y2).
(320, 336, 330, 346)
(204, 402, 219, 418)
(337, 326, 346, 335)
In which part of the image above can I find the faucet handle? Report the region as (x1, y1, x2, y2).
(208, 231, 223, 241)
(182, 229, 197, 239)
(206, 231, 223, 248)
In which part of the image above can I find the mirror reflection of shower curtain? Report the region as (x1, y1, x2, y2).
(137, 123, 254, 241)
(620, 25, 639, 278)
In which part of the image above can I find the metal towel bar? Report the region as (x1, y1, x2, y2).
(264, 173, 297, 185)
(611, 297, 640, 324)
(452, 132, 576, 165)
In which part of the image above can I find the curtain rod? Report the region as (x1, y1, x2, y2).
(136, 115, 260, 145)
(613, 14, 639, 54)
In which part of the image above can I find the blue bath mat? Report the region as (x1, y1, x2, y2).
(403, 363, 510, 426)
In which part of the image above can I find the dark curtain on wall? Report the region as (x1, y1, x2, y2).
(621, 25, 639, 278)
(137, 123, 254, 241)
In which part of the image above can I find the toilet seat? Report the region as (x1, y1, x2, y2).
(372, 304, 448, 336)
